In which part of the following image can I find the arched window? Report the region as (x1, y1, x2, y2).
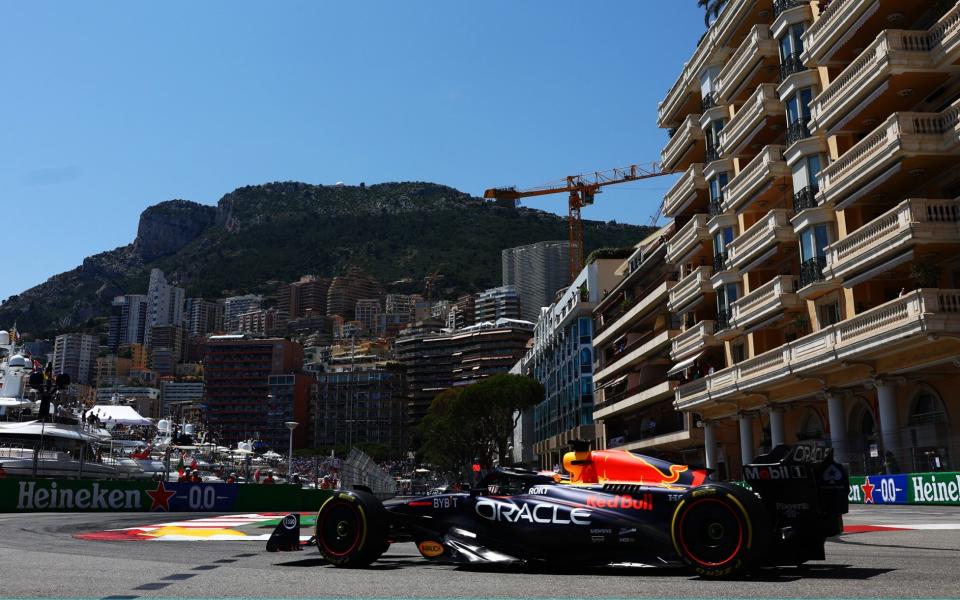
(908, 388, 948, 426)
(848, 399, 876, 437)
(797, 409, 824, 441)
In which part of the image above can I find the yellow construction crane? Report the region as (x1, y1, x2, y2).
(484, 163, 674, 282)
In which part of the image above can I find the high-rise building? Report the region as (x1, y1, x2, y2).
(354, 299, 382, 336)
(651, 0, 960, 479)
(223, 294, 262, 332)
(287, 313, 333, 346)
(160, 381, 204, 416)
(94, 355, 132, 388)
(203, 336, 312, 449)
(278, 275, 331, 319)
(237, 308, 287, 338)
(185, 298, 223, 338)
(502, 241, 570, 322)
(149, 325, 185, 377)
(474, 285, 522, 322)
(52, 333, 98, 385)
(313, 362, 406, 456)
(144, 269, 185, 347)
(108, 295, 147, 351)
(447, 294, 477, 330)
(518, 259, 622, 468)
(396, 319, 533, 425)
(385, 294, 421, 317)
(326, 267, 383, 320)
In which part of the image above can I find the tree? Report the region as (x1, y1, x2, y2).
(697, 0, 728, 27)
(418, 374, 545, 476)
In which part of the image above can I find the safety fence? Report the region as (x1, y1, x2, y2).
(0, 477, 333, 512)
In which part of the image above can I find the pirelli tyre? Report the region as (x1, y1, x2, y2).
(315, 490, 390, 567)
(670, 483, 771, 578)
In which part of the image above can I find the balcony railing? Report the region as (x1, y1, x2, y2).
(825, 198, 960, 280)
(719, 83, 781, 156)
(722, 145, 789, 213)
(661, 114, 705, 171)
(666, 214, 711, 264)
(726, 208, 796, 271)
(773, 0, 805, 19)
(810, 30, 936, 134)
(708, 198, 724, 216)
(802, 0, 870, 65)
(701, 92, 718, 113)
(818, 101, 960, 206)
(786, 119, 811, 146)
(668, 265, 714, 313)
(671, 320, 718, 361)
(676, 288, 960, 411)
(717, 24, 778, 102)
(730, 275, 800, 329)
(716, 307, 732, 331)
(792, 185, 818, 214)
(664, 164, 707, 218)
(798, 256, 827, 288)
(713, 252, 728, 272)
(779, 51, 806, 82)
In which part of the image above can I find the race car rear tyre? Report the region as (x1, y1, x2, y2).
(315, 490, 389, 567)
(671, 483, 770, 578)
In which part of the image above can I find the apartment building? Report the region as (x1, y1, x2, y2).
(590, 226, 709, 465)
(144, 269, 185, 347)
(474, 285, 523, 322)
(278, 275, 331, 319)
(518, 259, 621, 468)
(185, 298, 223, 338)
(108, 294, 147, 351)
(52, 333, 98, 386)
(655, 0, 960, 477)
(223, 294, 263, 333)
(503, 240, 570, 322)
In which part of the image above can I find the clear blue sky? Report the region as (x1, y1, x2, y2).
(1, 1, 706, 303)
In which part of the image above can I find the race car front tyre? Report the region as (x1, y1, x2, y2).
(670, 483, 771, 578)
(315, 490, 389, 567)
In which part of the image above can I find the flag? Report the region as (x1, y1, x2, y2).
(190, 458, 198, 471)
(176, 455, 185, 476)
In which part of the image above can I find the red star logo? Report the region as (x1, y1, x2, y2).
(147, 481, 176, 512)
(861, 478, 876, 504)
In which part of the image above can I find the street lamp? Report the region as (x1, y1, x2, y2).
(285, 421, 298, 482)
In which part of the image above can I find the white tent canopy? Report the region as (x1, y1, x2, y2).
(87, 405, 153, 427)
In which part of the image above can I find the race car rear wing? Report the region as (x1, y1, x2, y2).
(743, 444, 849, 519)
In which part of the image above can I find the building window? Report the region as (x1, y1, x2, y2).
(785, 88, 814, 144)
(817, 297, 841, 327)
(731, 342, 746, 364)
(909, 388, 948, 426)
(779, 22, 805, 61)
(799, 223, 831, 262)
(705, 119, 725, 161)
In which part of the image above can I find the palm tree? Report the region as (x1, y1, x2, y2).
(697, 0, 728, 27)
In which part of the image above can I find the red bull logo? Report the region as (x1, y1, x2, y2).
(585, 493, 653, 511)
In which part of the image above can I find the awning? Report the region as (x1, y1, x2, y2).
(87, 405, 153, 426)
(0, 398, 31, 408)
(596, 374, 629, 390)
(667, 352, 704, 376)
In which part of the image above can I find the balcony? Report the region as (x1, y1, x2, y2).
(663, 164, 708, 219)
(661, 114, 706, 171)
(675, 288, 960, 412)
(670, 320, 721, 362)
(730, 275, 802, 330)
(817, 102, 960, 209)
(593, 380, 675, 421)
(809, 30, 944, 136)
(802, 0, 930, 67)
(779, 52, 806, 83)
(773, 0, 806, 21)
(792, 185, 818, 214)
(825, 198, 960, 281)
(608, 413, 705, 453)
(666, 214, 711, 264)
(593, 280, 675, 348)
(668, 265, 714, 313)
(594, 329, 678, 383)
(722, 145, 790, 213)
(719, 83, 782, 157)
(786, 119, 812, 146)
(717, 25, 780, 104)
(798, 256, 827, 289)
(726, 209, 796, 271)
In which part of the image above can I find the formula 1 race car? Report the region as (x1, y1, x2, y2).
(267, 443, 849, 578)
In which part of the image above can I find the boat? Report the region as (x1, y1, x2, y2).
(0, 420, 119, 479)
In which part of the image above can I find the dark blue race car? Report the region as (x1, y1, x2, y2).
(268, 443, 848, 578)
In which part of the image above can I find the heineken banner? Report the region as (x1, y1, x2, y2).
(848, 472, 960, 505)
(0, 477, 333, 512)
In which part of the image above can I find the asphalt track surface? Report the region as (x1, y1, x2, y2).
(1, 506, 959, 598)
